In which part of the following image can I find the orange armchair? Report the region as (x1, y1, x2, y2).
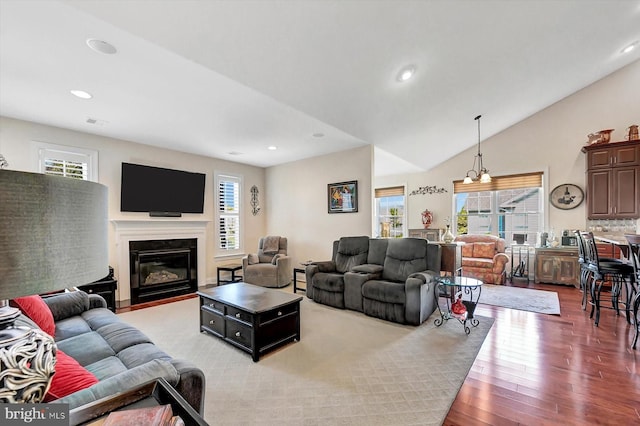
(454, 234, 510, 284)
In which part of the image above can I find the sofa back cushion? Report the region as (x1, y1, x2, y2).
(382, 238, 428, 282)
(335, 236, 369, 273)
(473, 242, 496, 258)
(367, 238, 389, 265)
(461, 243, 474, 258)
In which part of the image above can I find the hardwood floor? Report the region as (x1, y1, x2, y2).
(444, 281, 640, 425)
(116, 282, 639, 424)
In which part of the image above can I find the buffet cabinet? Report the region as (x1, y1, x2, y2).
(582, 139, 640, 219)
(534, 247, 579, 287)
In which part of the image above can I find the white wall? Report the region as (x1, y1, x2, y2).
(377, 59, 640, 236)
(265, 146, 373, 267)
(0, 116, 266, 299)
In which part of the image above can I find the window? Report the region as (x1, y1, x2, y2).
(34, 142, 98, 181)
(453, 172, 543, 244)
(374, 186, 405, 238)
(215, 172, 242, 255)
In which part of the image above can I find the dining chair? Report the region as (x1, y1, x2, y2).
(582, 232, 635, 326)
(624, 234, 640, 349)
(575, 231, 593, 311)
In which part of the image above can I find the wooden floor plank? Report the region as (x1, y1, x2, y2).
(444, 281, 640, 425)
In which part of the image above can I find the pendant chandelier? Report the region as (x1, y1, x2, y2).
(463, 114, 491, 184)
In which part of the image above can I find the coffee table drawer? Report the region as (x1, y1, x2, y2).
(259, 302, 298, 325)
(201, 308, 224, 336)
(201, 297, 225, 314)
(226, 306, 252, 324)
(226, 320, 253, 350)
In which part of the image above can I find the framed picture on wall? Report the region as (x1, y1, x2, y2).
(328, 180, 358, 213)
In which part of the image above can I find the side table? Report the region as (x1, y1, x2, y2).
(293, 262, 311, 293)
(434, 276, 483, 334)
(69, 378, 207, 426)
(217, 264, 243, 285)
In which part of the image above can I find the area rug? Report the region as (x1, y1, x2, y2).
(480, 284, 561, 315)
(119, 295, 493, 425)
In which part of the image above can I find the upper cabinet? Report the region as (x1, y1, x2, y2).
(582, 140, 640, 219)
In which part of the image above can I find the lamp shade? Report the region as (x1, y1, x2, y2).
(0, 170, 108, 300)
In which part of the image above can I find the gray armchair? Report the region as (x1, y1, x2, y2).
(242, 236, 291, 288)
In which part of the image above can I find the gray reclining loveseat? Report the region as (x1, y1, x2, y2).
(306, 236, 441, 325)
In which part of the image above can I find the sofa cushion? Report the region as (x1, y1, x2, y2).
(43, 350, 99, 402)
(362, 280, 405, 304)
(461, 257, 494, 269)
(84, 356, 128, 381)
(461, 243, 474, 258)
(473, 242, 495, 258)
(97, 322, 153, 353)
(312, 272, 345, 292)
(382, 239, 428, 282)
(54, 316, 93, 341)
(118, 343, 172, 370)
(56, 331, 116, 367)
(13, 295, 55, 336)
(271, 253, 283, 265)
(335, 236, 369, 273)
(248, 253, 259, 264)
(367, 238, 388, 265)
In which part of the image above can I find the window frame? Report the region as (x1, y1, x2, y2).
(374, 185, 406, 238)
(453, 172, 545, 243)
(33, 141, 98, 182)
(215, 171, 243, 257)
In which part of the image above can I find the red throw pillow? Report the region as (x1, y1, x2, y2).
(12, 295, 55, 336)
(44, 350, 99, 401)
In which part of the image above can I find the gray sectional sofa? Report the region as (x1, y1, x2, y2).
(16, 290, 205, 413)
(306, 236, 441, 325)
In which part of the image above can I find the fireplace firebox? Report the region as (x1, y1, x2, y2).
(129, 238, 197, 305)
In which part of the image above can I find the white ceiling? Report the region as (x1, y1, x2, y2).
(1, 1, 639, 175)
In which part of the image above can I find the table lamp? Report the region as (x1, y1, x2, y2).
(0, 169, 108, 403)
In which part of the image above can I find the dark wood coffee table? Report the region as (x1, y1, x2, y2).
(198, 282, 302, 362)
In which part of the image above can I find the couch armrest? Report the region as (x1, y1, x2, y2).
(311, 260, 337, 273)
(43, 291, 92, 322)
(55, 359, 180, 410)
(88, 294, 108, 310)
(170, 359, 206, 415)
(492, 253, 510, 274)
(405, 270, 438, 325)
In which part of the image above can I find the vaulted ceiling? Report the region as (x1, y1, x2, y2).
(1, 1, 639, 175)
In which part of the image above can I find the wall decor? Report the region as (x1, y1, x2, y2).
(409, 185, 448, 195)
(421, 209, 434, 228)
(328, 180, 358, 213)
(549, 184, 584, 210)
(250, 185, 260, 216)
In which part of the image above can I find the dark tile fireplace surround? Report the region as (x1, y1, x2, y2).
(129, 238, 198, 305)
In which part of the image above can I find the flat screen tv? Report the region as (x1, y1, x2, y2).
(121, 162, 206, 215)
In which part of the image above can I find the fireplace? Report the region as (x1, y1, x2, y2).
(129, 238, 197, 305)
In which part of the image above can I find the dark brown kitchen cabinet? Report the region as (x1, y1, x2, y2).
(582, 140, 640, 219)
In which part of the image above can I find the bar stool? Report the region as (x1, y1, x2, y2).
(575, 231, 596, 310)
(582, 232, 635, 326)
(625, 234, 640, 349)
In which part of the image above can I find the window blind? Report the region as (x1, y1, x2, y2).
(375, 186, 404, 198)
(217, 176, 241, 250)
(453, 172, 543, 193)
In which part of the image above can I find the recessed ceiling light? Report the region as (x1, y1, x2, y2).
(397, 65, 416, 82)
(312, 133, 325, 138)
(621, 41, 638, 54)
(86, 39, 117, 55)
(228, 151, 243, 155)
(267, 146, 277, 150)
(70, 90, 92, 99)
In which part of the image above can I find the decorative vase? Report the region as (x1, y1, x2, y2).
(443, 225, 454, 243)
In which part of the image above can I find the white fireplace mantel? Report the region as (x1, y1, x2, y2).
(112, 220, 209, 303)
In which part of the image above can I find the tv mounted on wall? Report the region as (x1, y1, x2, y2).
(120, 162, 206, 216)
